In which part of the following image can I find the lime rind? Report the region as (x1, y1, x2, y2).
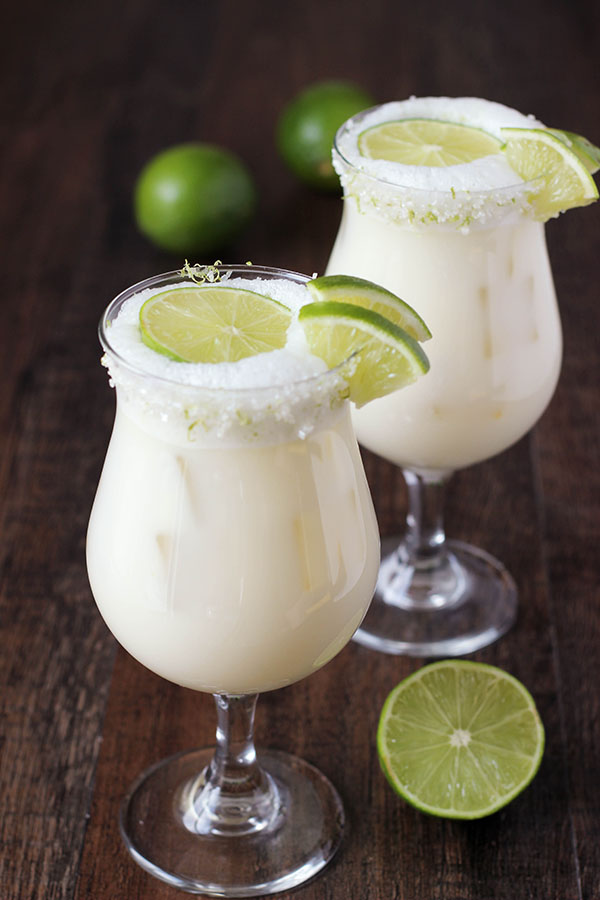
(133, 144, 257, 255)
(501, 127, 599, 219)
(306, 274, 432, 342)
(547, 129, 600, 174)
(276, 80, 375, 191)
(377, 660, 545, 820)
(139, 286, 293, 364)
(299, 300, 429, 357)
(138, 316, 185, 362)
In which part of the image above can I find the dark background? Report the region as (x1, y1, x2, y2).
(1, 1, 599, 898)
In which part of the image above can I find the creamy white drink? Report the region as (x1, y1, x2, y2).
(327, 96, 562, 472)
(322, 96, 576, 658)
(86, 270, 379, 695)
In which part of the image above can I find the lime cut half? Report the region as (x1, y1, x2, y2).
(377, 660, 545, 820)
(139, 286, 292, 363)
(298, 301, 429, 407)
(501, 127, 599, 219)
(358, 118, 502, 166)
(307, 274, 431, 342)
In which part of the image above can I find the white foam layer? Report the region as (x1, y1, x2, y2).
(105, 277, 322, 388)
(102, 276, 349, 447)
(333, 96, 545, 230)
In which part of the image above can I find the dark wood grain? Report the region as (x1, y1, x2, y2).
(1, 0, 599, 898)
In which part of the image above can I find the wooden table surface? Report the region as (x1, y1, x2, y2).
(1, 1, 599, 898)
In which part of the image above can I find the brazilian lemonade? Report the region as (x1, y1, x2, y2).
(86, 266, 429, 693)
(327, 96, 598, 470)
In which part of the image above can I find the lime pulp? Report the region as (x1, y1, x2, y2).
(377, 660, 545, 819)
(139, 286, 292, 364)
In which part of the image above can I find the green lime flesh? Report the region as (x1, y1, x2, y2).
(139, 286, 292, 363)
(377, 660, 545, 820)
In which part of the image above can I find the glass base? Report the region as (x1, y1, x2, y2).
(354, 537, 517, 657)
(120, 747, 344, 896)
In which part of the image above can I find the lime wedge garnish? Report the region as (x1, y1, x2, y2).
(501, 127, 599, 219)
(298, 301, 429, 407)
(377, 660, 545, 820)
(139, 286, 292, 363)
(358, 118, 502, 166)
(306, 274, 431, 342)
(547, 128, 600, 174)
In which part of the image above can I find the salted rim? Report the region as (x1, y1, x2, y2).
(99, 266, 351, 395)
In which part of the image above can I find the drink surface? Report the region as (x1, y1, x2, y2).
(86, 273, 379, 693)
(327, 97, 563, 470)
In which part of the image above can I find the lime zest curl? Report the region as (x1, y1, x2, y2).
(180, 259, 232, 284)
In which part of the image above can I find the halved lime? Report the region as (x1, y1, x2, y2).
(358, 118, 502, 166)
(501, 127, 599, 219)
(139, 286, 292, 363)
(298, 301, 429, 407)
(547, 128, 600, 175)
(306, 274, 431, 342)
(377, 660, 545, 820)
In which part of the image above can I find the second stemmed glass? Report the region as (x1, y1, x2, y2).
(326, 103, 563, 657)
(86, 267, 380, 895)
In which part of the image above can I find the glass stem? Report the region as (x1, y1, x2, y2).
(401, 468, 450, 568)
(180, 693, 281, 836)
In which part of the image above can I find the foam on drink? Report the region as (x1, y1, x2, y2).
(333, 96, 544, 230)
(102, 275, 350, 447)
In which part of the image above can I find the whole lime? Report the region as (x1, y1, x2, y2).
(133, 143, 257, 255)
(276, 81, 375, 191)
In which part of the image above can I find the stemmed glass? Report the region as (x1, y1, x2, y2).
(326, 107, 563, 657)
(86, 267, 380, 895)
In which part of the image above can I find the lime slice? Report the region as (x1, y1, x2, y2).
(298, 301, 429, 407)
(547, 128, 600, 174)
(139, 286, 292, 363)
(377, 660, 545, 820)
(501, 127, 599, 218)
(306, 274, 431, 343)
(358, 118, 502, 166)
